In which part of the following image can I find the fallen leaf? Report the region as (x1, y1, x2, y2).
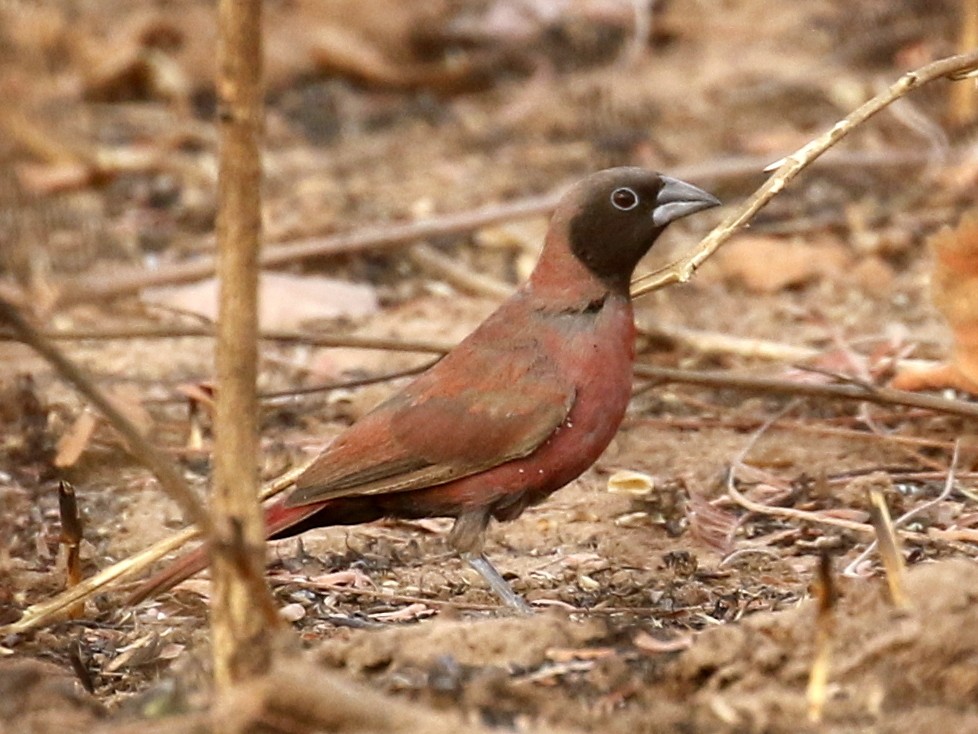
(157, 643, 185, 660)
(142, 273, 379, 330)
(711, 235, 851, 293)
(104, 632, 162, 672)
(278, 603, 307, 622)
(306, 569, 374, 589)
(54, 385, 154, 467)
(892, 211, 978, 394)
(54, 411, 98, 468)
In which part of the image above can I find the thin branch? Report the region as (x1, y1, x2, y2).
(639, 322, 936, 371)
(806, 552, 836, 723)
(55, 192, 561, 306)
(631, 49, 978, 297)
(632, 414, 954, 452)
(0, 297, 215, 539)
(408, 242, 514, 299)
(0, 325, 452, 354)
(843, 439, 961, 577)
(635, 364, 978, 419)
(42, 145, 937, 308)
(259, 361, 437, 403)
(0, 465, 305, 637)
(948, 0, 978, 126)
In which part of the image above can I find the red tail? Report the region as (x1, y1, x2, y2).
(127, 499, 323, 605)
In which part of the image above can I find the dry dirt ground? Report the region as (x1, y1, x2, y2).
(2, 1, 978, 732)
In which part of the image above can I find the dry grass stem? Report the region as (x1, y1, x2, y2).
(807, 552, 837, 723)
(57, 481, 84, 619)
(635, 364, 978, 419)
(0, 464, 307, 636)
(1, 526, 196, 636)
(210, 0, 277, 687)
(949, 0, 978, 126)
(0, 297, 215, 538)
(868, 489, 909, 609)
(409, 242, 515, 299)
(843, 440, 961, 577)
(631, 49, 978, 297)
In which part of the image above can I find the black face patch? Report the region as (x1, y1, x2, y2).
(567, 168, 718, 293)
(567, 172, 668, 293)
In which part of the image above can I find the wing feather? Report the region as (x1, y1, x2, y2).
(285, 328, 575, 508)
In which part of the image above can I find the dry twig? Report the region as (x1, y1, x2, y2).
(632, 49, 978, 297)
(806, 552, 836, 723)
(55, 191, 561, 306)
(0, 324, 453, 354)
(867, 489, 909, 608)
(948, 0, 978, 127)
(408, 242, 514, 299)
(210, 0, 277, 687)
(0, 466, 305, 637)
(0, 297, 214, 538)
(635, 364, 978, 419)
(843, 440, 962, 577)
(57, 481, 84, 620)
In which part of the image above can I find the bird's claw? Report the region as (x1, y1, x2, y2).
(465, 553, 533, 615)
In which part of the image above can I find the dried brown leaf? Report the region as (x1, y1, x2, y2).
(142, 273, 379, 331)
(687, 492, 738, 556)
(709, 235, 851, 293)
(892, 211, 978, 394)
(54, 411, 98, 469)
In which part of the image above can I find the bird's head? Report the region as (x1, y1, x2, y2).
(540, 167, 720, 296)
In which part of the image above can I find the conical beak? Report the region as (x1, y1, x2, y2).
(651, 176, 721, 227)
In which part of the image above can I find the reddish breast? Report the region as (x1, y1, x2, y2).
(383, 291, 636, 519)
(506, 292, 636, 507)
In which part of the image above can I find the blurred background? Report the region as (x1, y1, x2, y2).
(0, 0, 972, 307)
(1, 2, 978, 728)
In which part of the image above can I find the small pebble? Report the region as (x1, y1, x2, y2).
(278, 603, 306, 622)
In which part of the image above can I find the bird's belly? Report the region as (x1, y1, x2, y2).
(507, 311, 635, 505)
(383, 302, 635, 519)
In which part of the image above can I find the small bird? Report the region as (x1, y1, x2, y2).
(130, 167, 719, 610)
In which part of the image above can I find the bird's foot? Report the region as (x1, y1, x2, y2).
(465, 552, 533, 615)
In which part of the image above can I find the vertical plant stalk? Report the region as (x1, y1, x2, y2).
(0, 298, 214, 539)
(949, 0, 978, 127)
(212, 0, 277, 689)
(58, 481, 84, 619)
(806, 552, 837, 723)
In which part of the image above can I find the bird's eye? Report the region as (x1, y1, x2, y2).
(611, 187, 639, 211)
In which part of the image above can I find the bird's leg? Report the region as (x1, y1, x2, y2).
(465, 552, 532, 614)
(450, 510, 533, 614)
